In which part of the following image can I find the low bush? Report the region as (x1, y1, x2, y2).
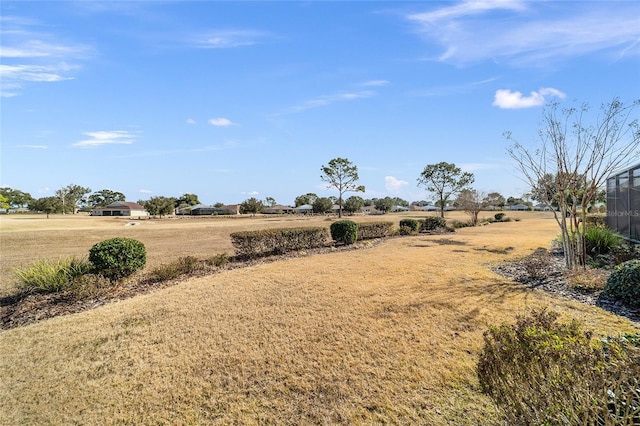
(523, 248, 552, 280)
(478, 309, 640, 425)
(230, 227, 329, 258)
(601, 259, 640, 307)
(13, 256, 92, 293)
(494, 212, 506, 221)
(206, 252, 229, 268)
(450, 219, 471, 229)
(420, 216, 447, 232)
(584, 225, 623, 257)
(585, 214, 606, 227)
(150, 256, 201, 282)
(88, 238, 146, 280)
(357, 221, 394, 240)
(612, 243, 640, 265)
(330, 220, 358, 245)
(399, 219, 419, 235)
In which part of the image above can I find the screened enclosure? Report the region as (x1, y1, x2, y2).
(606, 163, 640, 243)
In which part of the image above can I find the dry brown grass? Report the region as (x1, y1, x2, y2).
(0, 212, 637, 425)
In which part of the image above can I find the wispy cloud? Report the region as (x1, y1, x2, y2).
(73, 130, 138, 148)
(385, 176, 408, 194)
(276, 90, 375, 115)
(186, 118, 197, 125)
(407, 1, 640, 66)
(208, 117, 237, 127)
(0, 16, 93, 96)
(493, 87, 566, 109)
(360, 80, 390, 87)
(4, 144, 48, 149)
(411, 76, 499, 97)
(194, 30, 269, 49)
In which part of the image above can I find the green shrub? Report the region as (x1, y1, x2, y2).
(602, 259, 640, 307)
(13, 256, 92, 293)
(330, 220, 358, 245)
(206, 252, 229, 267)
(231, 227, 329, 257)
(420, 216, 447, 232)
(88, 237, 146, 280)
(585, 214, 606, 227)
(356, 221, 394, 240)
(399, 219, 419, 235)
(150, 256, 200, 282)
(494, 212, 506, 221)
(478, 309, 640, 425)
(584, 225, 623, 257)
(450, 219, 471, 229)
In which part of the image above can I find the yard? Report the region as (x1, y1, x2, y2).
(0, 212, 637, 425)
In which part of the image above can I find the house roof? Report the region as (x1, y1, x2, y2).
(98, 201, 146, 210)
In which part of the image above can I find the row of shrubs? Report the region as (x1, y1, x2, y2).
(230, 227, 330, 258)
(14, 218, 445, 293)
(230, 221, 402, 257)
(478, 308, 640, 424)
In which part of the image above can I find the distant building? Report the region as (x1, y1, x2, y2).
(294, 204, 313, 214)
(606, 162, 640, 243)
(263, 205, 295, 214)
(176, 204, 240, 215)
(91, 201, 148, 217)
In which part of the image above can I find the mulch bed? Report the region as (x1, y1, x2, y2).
(492, 252, 640, 325)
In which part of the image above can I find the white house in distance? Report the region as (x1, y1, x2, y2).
(91, 201, 148, 217)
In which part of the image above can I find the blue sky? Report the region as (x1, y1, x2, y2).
(1, 1, 639, 206)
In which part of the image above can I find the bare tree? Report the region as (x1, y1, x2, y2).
(455, 189, 487, 226)
(507, 97, 640, 269)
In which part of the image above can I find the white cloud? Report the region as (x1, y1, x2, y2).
(208, 117, 236, 127)
(242, 191, 259, 196)
(385, 176, 408, 193)
(195, 30, 267, 49)
(186, 118, 197, 125)
(493, 87, 565, 109)
(139, 189, 153, 194)
(407, 1, 640, 66)
(73, 130, 138, 148)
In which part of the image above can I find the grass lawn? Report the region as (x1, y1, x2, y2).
(0, 212, 637, 425)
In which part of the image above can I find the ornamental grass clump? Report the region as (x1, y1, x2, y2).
(14, 256, 92, 293)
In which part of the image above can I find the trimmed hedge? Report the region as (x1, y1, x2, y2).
(230, 227, 329, 258)
(330, 220, 358, 245)
(89, 238, 146, 280)
(357, 221, 394, 240)
(420, 216, 447, 231)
